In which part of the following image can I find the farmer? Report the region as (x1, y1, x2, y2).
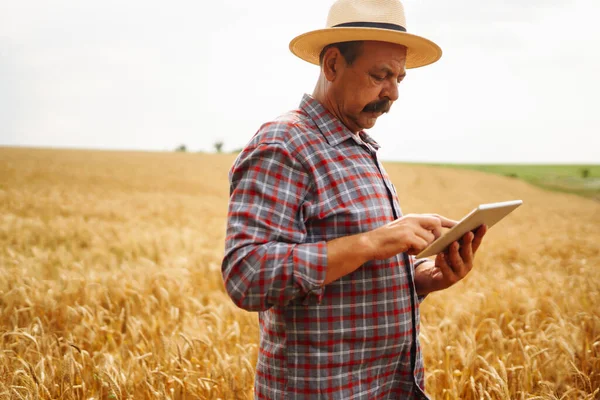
(221, 0, 487, 398)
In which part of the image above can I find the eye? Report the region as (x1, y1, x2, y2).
(370, 74, 385, 82)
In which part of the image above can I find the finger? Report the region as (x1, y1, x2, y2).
(407, 235, 430, 255)
(414, 227, 436, 245)
(460, 232, 474, 269)
(472, 225, 487, 254)
(435, 252, 458, 284)
(416, 215, 443, 238)
(446, 241, 467, 277)
(430, 214, 458, 229)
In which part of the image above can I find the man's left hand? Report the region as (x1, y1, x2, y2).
(414, 225, 487, 295)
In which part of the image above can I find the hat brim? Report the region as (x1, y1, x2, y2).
(289, 27, 442, 69)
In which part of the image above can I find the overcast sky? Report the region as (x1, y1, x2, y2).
(1, 0, 599, 163)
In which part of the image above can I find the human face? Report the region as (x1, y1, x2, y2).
(329, 41, 407, 132)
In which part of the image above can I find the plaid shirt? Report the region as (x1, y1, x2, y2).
(222, 94, 429, 399)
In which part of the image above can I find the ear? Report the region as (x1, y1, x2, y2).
(321, 47, 343, 82)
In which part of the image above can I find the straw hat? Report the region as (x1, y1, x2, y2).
(289, 0, 442, 69)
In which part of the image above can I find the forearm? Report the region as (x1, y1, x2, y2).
(224, 231, 373, 311)
(323, 213, 456, 286)
(324, 233, 374, 285)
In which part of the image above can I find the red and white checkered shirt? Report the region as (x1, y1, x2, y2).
(222, 94, 429, 399)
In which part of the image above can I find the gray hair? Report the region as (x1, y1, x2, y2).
(319, 41, 363, 66)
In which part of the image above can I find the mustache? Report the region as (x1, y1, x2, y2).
(362, 99, 392, 114)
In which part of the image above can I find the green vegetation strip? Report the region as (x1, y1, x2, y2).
(421, 164, 600, 201)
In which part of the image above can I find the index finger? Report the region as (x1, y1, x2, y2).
(426, 214, 457, 229)
(417, 215, 454, 239)
(416, 215, 443, 238)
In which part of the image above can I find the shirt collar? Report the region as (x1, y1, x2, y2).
(299, 94, 381, 150)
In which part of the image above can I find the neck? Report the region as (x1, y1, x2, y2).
(312, 75, 360, 134)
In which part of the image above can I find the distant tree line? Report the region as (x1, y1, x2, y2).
(174, 141, 228, 153)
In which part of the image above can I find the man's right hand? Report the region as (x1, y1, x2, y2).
(364, 214, 457, 259)
(323, 214, 457, 285)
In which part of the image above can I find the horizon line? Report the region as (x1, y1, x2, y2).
(1, 144, 598, 166)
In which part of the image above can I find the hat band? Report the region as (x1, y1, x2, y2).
(332, 21, 407, 32)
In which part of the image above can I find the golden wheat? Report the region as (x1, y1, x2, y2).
(0, 147, 598, 399)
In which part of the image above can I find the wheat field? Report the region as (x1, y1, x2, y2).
(0, 147, 598, 399)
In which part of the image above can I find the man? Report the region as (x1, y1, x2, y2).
(221, 0, 487, 398)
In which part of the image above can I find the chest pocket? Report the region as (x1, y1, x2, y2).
(302, 146, 396, 240)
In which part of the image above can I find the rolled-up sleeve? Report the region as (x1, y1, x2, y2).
(221, 140, 327, 312)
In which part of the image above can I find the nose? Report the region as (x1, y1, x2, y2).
(382, 80, 399, 102)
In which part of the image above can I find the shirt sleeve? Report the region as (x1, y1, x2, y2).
(412, 256, 430, 304)
(221, 141, 327, 312)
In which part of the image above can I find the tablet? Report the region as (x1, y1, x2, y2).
(415, 200, 523, 259)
